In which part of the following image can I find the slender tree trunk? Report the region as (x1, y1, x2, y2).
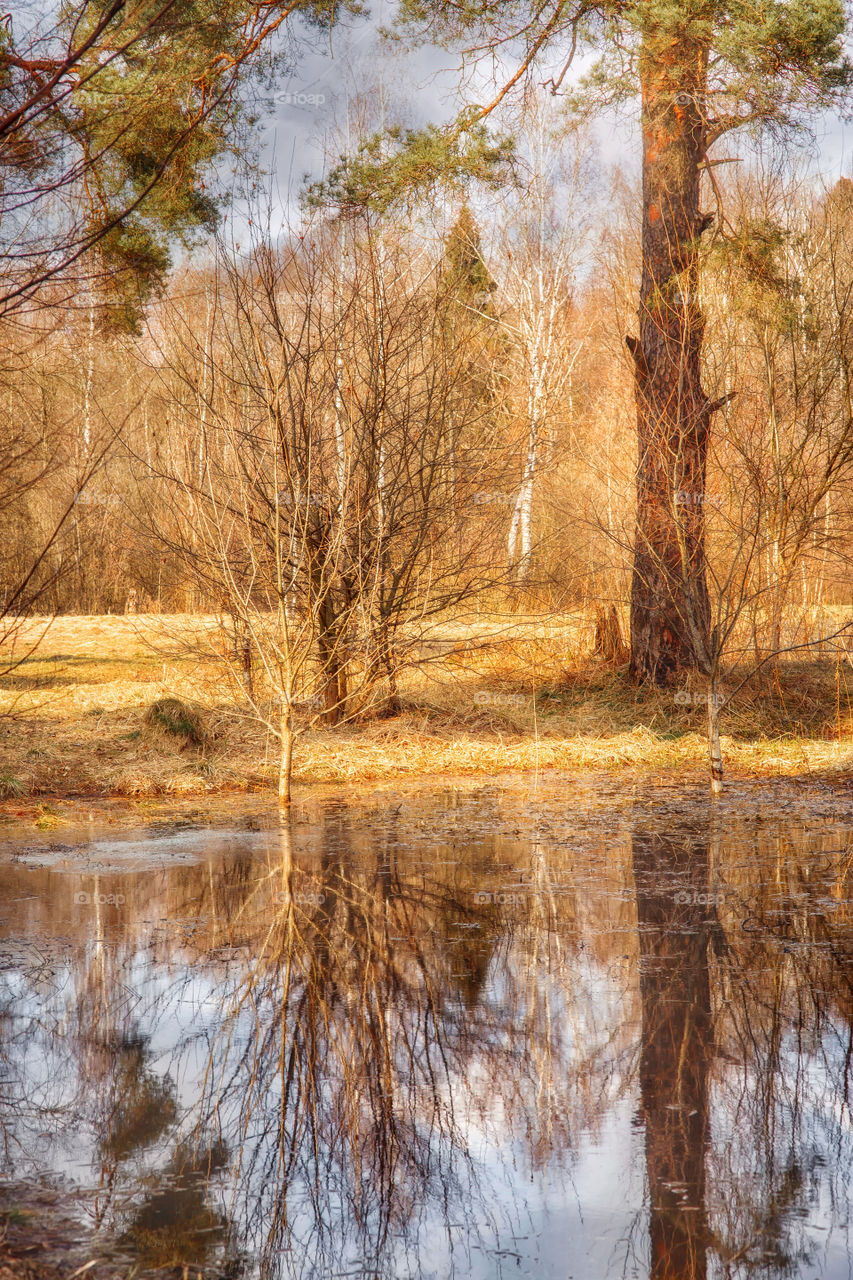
(508, 352, 544, 581)
(508, 441, 536, 579)
(707, 676, 723, 796)
(279, 706, 294, 807)
(769, 570, 789, 656)
(628, 31, 716, 685)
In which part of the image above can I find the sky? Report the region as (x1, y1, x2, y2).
(254, 4, 457, 216)
(254, 5, 853, 228)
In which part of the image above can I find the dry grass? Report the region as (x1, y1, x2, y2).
(0, 612, 851, 823)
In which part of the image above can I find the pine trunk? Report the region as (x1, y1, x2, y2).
(628, 33, 714, 685)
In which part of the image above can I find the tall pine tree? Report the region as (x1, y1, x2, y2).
(385, 0, 852, 680)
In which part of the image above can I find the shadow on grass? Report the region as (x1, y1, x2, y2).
(1, 654, 161, 690)
(544, 659, 851, 745)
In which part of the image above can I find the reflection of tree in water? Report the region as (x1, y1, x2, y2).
(86, 1030, 175, 1161)
(121, 1139, 232, 1272)
(1, 799, 853, 1278)
(0, 858, 247, 1272)
(199, 820, 508, 1274)
(704, 829, 853, 1278)
(633, 825, 714, 1280)
(189, 813, 623, 1276)
(89, 1032, 235, 1272)
(632, 813, 853, 1279)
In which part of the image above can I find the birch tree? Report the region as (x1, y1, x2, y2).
(493, 97, 593, 582)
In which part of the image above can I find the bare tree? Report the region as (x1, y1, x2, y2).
(136, 218, 513, 800)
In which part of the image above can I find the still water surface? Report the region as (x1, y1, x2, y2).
(1, 779, 852, 1279)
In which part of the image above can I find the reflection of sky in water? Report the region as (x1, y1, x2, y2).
(1, 784, 853, 1277)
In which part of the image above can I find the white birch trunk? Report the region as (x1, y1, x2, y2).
(509, 354, 544, 579)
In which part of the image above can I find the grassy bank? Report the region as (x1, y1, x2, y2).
(0, 614, 851, 826)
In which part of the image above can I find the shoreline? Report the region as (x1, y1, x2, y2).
(1, 748, 851, 839)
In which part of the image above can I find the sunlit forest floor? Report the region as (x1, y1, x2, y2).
(1, 613, 851, 826)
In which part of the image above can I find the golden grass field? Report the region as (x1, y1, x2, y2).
(0, 612, 852, 827)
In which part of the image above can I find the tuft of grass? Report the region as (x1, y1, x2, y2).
(0, 772, 26, 799)
(145, 696, 208, 749)
(34, 804, 64, 830)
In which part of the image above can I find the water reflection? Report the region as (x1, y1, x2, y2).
(0, 788, 852, 1277)
(634, 826, 714, 1280)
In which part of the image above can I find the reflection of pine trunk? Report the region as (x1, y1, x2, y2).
(633, 827, 713, 1280)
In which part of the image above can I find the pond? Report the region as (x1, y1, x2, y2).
(1, 776, 852, 1279)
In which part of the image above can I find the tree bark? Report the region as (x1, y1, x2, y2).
(629, 32, 714, 685)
